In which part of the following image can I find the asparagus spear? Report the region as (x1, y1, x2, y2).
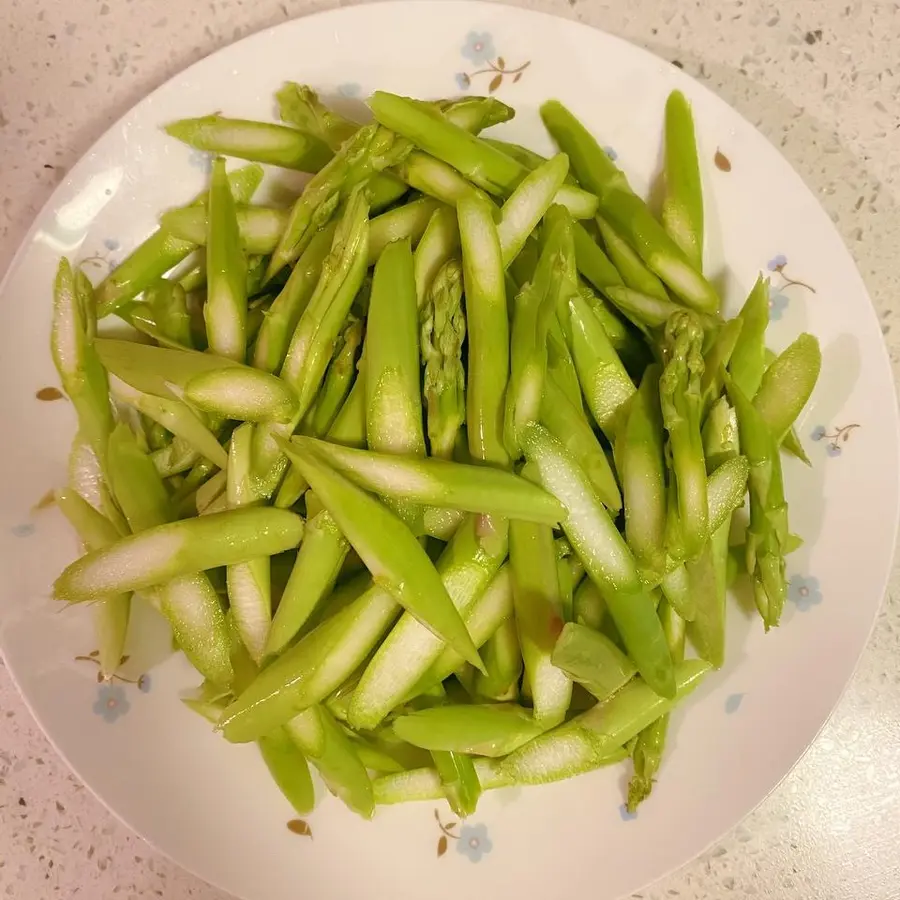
(662, 91, 704, 271)
(276, 82, 358, 148)
(501, 660, 709, 784)
(660, 311, 709, 561)
(596, 216, 671, 304)
(459, 194, 510, 468)
(572, 221, 624, 294)
(504, 210, 569, 459)
(257, 728, 316, 816)
(284, 437, 563, 524)
(627, 599, 686, 811)
(753, 333, 822, 442)
(265, 493, 349, 657)
(726, 376, 788, 629)
(165, 115, 332, 171)
(226, 424, 273, 663)
(729, 275, 769, 399)
(700, 317, 745, 416)
(395, 151, 494, 208)
(205, 158, 248, 362)
(413, 207, 460, 308)
(621, 366, 667, 575)
(146, 280, 193, 348)
(394, 704, 544, 758)
(510, 519, 572, 727)
(421, 259, 466, 458)
(54, 507, 303, 602)
(568, 290, 635, 439)
(498, 153, 570, 267)
(474, 617, 523, 701)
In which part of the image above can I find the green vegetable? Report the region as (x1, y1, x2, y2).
(165, 115, 332, 171)
(205, 158, 248, 362)
(258, 727, 316, 815)
(421, 259, 466, 458)
(662, 91, 704, 271)
(551, 622, 636, 701)
(285, 437, 564, 525)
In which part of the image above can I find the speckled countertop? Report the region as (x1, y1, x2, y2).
(2, 0, 900, 898)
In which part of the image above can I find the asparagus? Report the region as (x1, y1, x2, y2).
(421, 259, 466, 458)
(146, 280, 193, 348)
(285, 437, 563, 524)
(165, 114, 333, 171)
(53, 507, 303, 603)
(474, 617, 523, 701)
(367, 197, 441, 264)
(727, 376, 788, 629)
(568, 290, 635, 439)
(551, 622, 636, 702)
(627, 599, 686, 811)
(660, 312, 709, 561)
(621, 366, 667, 575)
(510, 519, 572, 727)
(205, 158, 248, 361)
(753, 333, 822, 442)
(226, 425, 273, 663)
(729, 276, 769, 399)
(252, 222, 336, 374)
(459, 194, 510, 467)
(258, 728, 316, 816)
(413, 207, 460, 308)
(662, 91, 704, 271)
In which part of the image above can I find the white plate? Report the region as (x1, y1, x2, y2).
(0, 3, 897, 899)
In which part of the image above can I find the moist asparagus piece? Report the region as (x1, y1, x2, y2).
(165, 114, 333, 171)
(205, 157, 248, 362)
(53, 507, 303, 602)
(421, 259, 466, 458)
(286, 437, 564, 524)
(662, 90, 704, 271)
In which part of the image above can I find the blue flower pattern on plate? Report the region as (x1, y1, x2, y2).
(455, 72, 470, 90)
(603, 145, 618, 161)
(456, 823, 492, 862)
(461, 31, 495, 65)
(337, 82, 361, 98)
(11, 523, 35, 538)
(93, 683, 131, 723)
(788, 575, 822, 611)
(767, 253, 788, 271)
(619, 804, 637, 821)
(725, 693, 745, 714)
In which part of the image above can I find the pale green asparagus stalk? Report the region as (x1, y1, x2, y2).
(662, 90, 704, 271)
(165, 114, 333, 171)
(205, 157, 248, 361)
(160, 205, 289, 255)
(421, 259, 466, 459)
(413, 207, 460, 308)
(458, 194, 510, 467)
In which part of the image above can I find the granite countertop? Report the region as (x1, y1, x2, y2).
(2, 0, 899, 897)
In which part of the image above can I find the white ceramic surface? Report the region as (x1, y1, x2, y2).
(0, 4, 897, 900)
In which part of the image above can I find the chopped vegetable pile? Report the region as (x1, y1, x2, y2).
(51, 84, 821, 820)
